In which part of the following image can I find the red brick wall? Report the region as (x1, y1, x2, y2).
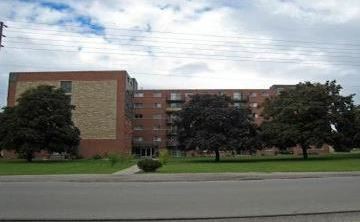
(7, 71, 132, 158)
(133, 89, 271, 149)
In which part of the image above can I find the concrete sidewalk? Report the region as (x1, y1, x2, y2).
(1, 171, 360, 183)
(112, 164, 141, 175)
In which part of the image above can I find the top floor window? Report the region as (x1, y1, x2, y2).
(170, 92, 182, 100)
(60, 81, 72, 94)
(185, 93, 193, 99)
(250, 92, 257, 97)
(153, 92, 162, 97)
(233, 92, 241, 100)
(262, 91, 269, 97)
(134, 92, 144, 97)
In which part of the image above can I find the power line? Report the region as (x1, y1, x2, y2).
(7, 35, 360, 56)
(7, 29, 360, 52)
(9, 26, 360, 50)
(4, 46, 360, 67)
(6, 39, 360, 60)
(6, 20, 360, 47)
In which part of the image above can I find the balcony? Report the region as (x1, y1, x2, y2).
(166, 118, 176, 125)
(166, 107, 182, 112)
(167, 141, 179, 147)
(232, 95, 248, 102)
(132, 140, 162, 146)
(167, 129, 178, 136)
(166, 95, 185, 103)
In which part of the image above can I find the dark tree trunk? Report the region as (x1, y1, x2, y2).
(301, 145, 308, 160)
(25, 151, 33, 162)
(215, 149, 220, 162)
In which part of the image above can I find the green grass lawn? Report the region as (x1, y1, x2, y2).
(0, 159, 135, 175)
(158, 153, 360, 173)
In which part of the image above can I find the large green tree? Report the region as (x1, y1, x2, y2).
(0, 85, 80, 161)
(261, 81, 356, 159)
(175, 94, 260, 162)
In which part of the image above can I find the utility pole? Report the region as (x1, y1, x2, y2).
(0, 21, 8, 51)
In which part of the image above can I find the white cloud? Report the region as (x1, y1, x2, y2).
(0, 0, 359, 107)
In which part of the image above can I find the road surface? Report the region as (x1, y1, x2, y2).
(0, 176, 359, 221)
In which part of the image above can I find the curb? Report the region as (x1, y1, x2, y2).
(1, 171, 360, 183)
(1, 209, 360, 221)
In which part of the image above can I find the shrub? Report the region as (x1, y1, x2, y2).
(92, 154, 102, 160)
(137, 159, 162, 172)
(159, 149, 171, 165)
(108, 154, 120, 167)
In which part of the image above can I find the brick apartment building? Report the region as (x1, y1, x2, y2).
(7, 70, 289, 158)
(7, 71, 137, 158)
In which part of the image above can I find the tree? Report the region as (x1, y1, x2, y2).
(261, 81, 356, 159)
(175, 94, 260, 162)
(354, 106, 360, 148)
(0, 85, 80, 161)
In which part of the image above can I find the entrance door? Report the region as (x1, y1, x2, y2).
(140, 147, 155, 158)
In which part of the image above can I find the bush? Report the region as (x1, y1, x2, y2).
(92, 154, 102, 160)
(159, 149, 171, 165)
(137, 159, 162, 172)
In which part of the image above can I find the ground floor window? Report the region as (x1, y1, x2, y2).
(132, 146, 159, 158)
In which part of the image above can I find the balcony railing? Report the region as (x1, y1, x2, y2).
(166, 107, 182, 112)
(232, 95, 248, 102)
(167, 141, 180, 147)
(132, 140, 162, 146)
(167, 130, 178, 136)
(166, 95, 185, 103)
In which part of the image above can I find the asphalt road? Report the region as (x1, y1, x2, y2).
(0, 177, 359, 221)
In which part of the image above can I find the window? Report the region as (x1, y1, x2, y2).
(134, 103, 143, 108)
(170, 103, 182, 108)
(153, 125, 161, 130)
(153, 114, 161, 119)
(154, 103, 162, 108)
(251, 103, 258, 108)
(170, 92, 181, 100)
(233, 92, 241, 100)
(185, 93, 193, 100)
(135, 114, 143, 119)
(276, 88, 284, 95)
(134, 137, 143, 142)
(234, 102, 240, 107)
(134, 92, 144, 97)
(153, 92, 162, 97)
(262, 91, 269, 97)
(250, 92, 257, 97)
(134, 126, 144, 130)
(60, 81, 72, 93)
(153, 136, 161, 142)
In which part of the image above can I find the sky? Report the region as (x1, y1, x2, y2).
(0, 0, 360, 107)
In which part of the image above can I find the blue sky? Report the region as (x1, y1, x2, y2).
(0, 0, 360, 107)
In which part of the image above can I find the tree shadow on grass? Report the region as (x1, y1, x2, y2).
(187, 153, 360, 164)
(0, 159, 80, 164)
